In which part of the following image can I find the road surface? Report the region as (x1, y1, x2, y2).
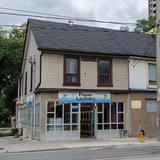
(0, 145, 160, 160)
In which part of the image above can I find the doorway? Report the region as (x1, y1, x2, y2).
(80, 103, 96, 138)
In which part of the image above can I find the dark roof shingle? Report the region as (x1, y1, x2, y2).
(28, 19, 156, 58)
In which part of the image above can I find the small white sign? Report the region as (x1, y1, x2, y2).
(131, 100, 142, 109)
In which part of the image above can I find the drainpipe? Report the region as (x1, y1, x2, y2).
(127, 91, 132, 136)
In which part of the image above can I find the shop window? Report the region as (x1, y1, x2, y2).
(98, 124, 103, 130)
(64, 104, 70, 124)
(47, 101, 55, 131)
(118, 102, 123, 112)
(104, 124, 110, 129)
(72, 125, 78, 131)
(104, 103, 109, 123)
(111, 124, 117, 129)
(46, 101, 79, 132)
(97, 59, 112, 86)
(118, 124, 124, 129)
(72, 104, 79, 131)
(20, 107, 32, 127)
(47, 125, 54, 131)
(56, 104, 63, 124)
(63, 56, 80, 86)
(72, 113, 79, 123)
(97, 102, 124, 131)
(64, 125, 70, 131)
(97, 103, 103, 112)
(118, 113, 123, 122)
(111, 103, 117, 122)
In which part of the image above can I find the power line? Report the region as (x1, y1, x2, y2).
(0, 10, 137, 26)
(0, 24, 22, 27)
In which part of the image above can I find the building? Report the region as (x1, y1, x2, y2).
(16, 19, 157, 141)
(149, 0, 156, 17)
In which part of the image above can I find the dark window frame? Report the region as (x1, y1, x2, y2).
(148, 63, 156, 85)
(30, 63, 33, 92)
(97, 58, 113, 87)
(63, 55, 80, 86)
(24, 72, 27, 95)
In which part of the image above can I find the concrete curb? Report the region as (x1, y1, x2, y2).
(0, 142, 160, 154)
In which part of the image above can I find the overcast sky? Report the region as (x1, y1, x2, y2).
(0, 0, 148, 29)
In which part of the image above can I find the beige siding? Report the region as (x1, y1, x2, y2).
(21, 30, 41, 97)
(41, 53, 128, 90)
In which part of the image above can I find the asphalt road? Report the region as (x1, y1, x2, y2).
(0, 145, 160, 160)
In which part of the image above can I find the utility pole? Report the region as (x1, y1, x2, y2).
(156, 0, 160, 141)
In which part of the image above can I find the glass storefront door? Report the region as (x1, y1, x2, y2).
(91, 105, 96, 138)
(80, 103, 96, 138)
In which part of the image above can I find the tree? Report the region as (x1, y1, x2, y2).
(0, 24, 26, 126)
(135, 16, 156, 32)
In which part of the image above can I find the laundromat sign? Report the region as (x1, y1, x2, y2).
(58, 92, 111, 103)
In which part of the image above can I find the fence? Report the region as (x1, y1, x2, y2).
(0, 128, 13, 137)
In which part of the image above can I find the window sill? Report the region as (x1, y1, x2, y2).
(147, 84, 157, 89)
(63, 83, 81, 86)
(97, 84, 113, 87)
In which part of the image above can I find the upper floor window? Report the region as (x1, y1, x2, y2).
(148, 63, 156, 85)
(64, 56, 80, 86)
(98, 59, 112, 86)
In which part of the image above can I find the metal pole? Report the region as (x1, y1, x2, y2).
(156, 0, 160, 141)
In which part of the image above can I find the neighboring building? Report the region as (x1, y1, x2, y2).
(129, 57, 157, 137)
(149, 0, 156, 17)
(16, 19, 156, 141)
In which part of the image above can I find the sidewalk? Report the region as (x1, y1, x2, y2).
(0, 136, 160, 153)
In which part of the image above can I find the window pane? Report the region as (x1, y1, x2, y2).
(65, 57, 79, 84)
(47, 125, 54, 131)
(149, 64, 156, 81)
(104, 124, 110, 130)
(97, 124, 103, 130)
(118, 102, 123, 112)
(56, 105, 62, 124)
(104, 103, 110, 123)
(72, 104, 79, 112)
(55, 125, 62, 131)
(118, 124, 124, 129)
(111, 124, 117, 129)
(66, 58, 78, 74)
(146, 100, 157, 112)
(47, 113, 54, 124)
(47, 101, 54, 112)
(72, 113, 78, 123)
(72, 125, 78, 130)
(66, 74, 78, 83)
(97, 103, 102, 112)
(111, 103, 117, 122)
(98, 113, 102, 123)
(64, 125, 70, 131)
(98, 59, 111, 85)
(118, 113, 123, 122)
(64, 104, 70, 123)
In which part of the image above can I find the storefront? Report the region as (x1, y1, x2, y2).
(46, 91, 125, 140)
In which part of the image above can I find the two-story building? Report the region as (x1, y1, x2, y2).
(16, 19, 156, 141)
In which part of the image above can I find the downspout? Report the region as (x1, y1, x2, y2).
(34, 52, 43, 93)
(127, 59, 132, 136)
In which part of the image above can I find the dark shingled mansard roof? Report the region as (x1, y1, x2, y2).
(28, 19, 156, 58)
